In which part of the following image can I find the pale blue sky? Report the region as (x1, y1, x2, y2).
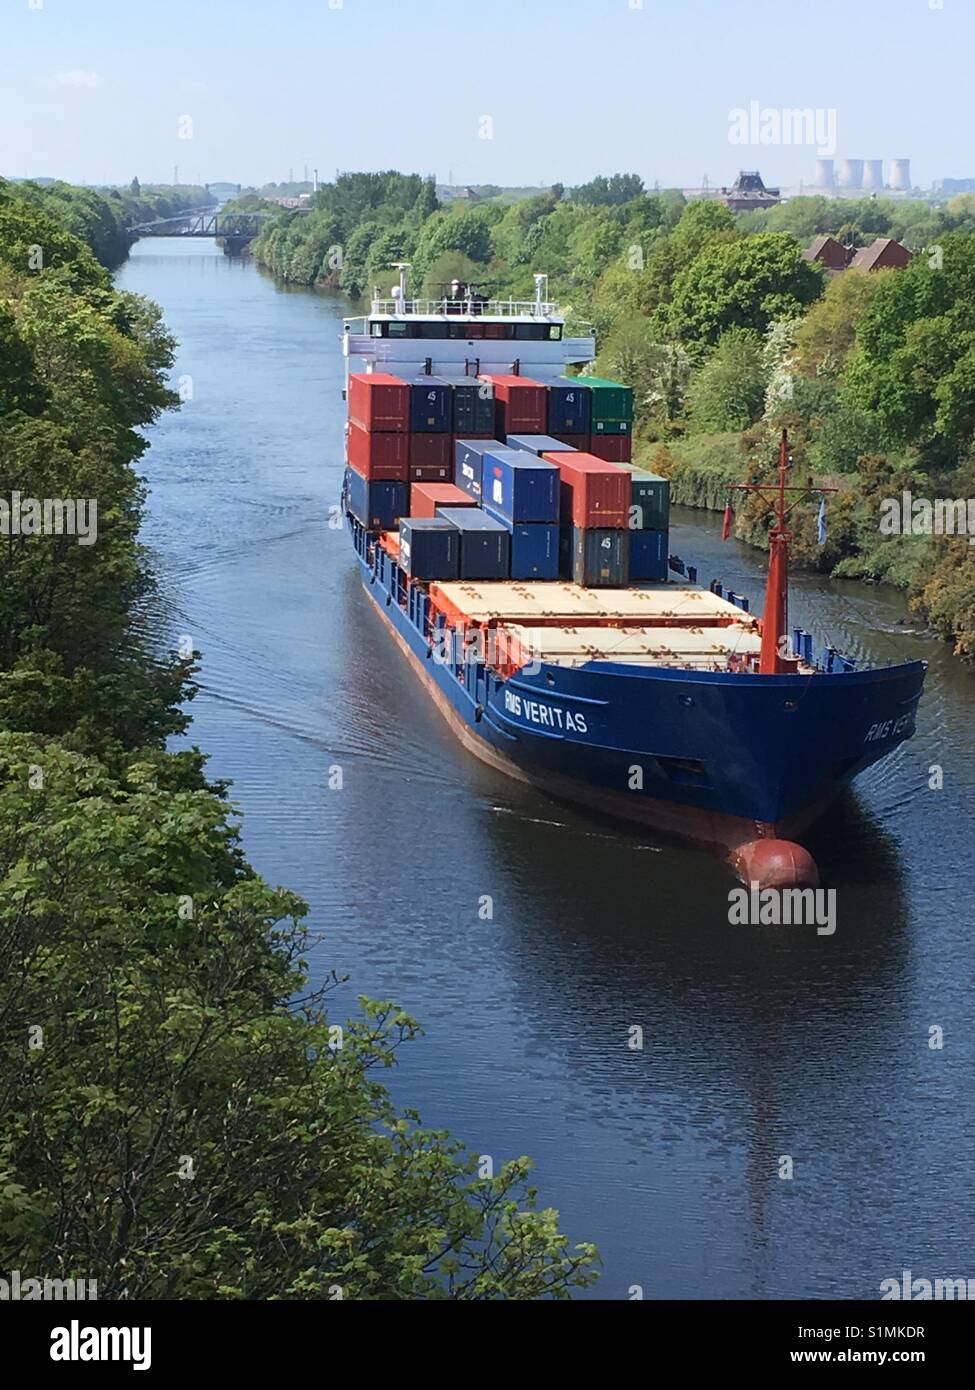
(1, 0, 971, 191)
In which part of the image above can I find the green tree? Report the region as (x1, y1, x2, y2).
(794, 267, 885, 380)
(841, 233, 975, 455)
(570, 173, 645, 206)
(686, 327, 767, 432)
(660, 232, 823, 345)
(411, 208, 494, 286)
(0, 736, 597, 1299)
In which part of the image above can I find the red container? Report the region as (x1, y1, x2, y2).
(410, 483, 477, 519)
(409, 432, 452, 469)
(543, 451, 628, 528)
(479, 374, 547, 435)
(587, 434, 633, 463)
(552, 432, 590, 450)
(347, 422, 409, 481)
(348, 372, 409, 433)
(409, 464, 452, 482)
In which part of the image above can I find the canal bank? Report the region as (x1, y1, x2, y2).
(117, 237, 975, 1299)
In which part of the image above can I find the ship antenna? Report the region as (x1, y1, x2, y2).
(392, 262, 410, 312)
(533, 273, 548, 315)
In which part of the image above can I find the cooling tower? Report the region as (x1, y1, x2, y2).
(836, 159, 864, 189)
(814, 159, 834, 189)
(888, 159, 911, 191)
(863, 159, 884, 190)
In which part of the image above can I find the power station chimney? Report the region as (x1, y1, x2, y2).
(836, 159, 864, 189)
(863, 159, 884, 191)
(888, 159, 911, 191)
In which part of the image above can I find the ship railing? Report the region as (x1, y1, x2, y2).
(368, 297, 562, 319)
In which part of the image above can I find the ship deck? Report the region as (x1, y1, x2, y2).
(429, 578, 753, 625)
(425, 578, 775, 673)
(496, 622, 763, 670)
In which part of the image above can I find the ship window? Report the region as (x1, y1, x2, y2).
(448, 323, 471, 339)
(549, 325, 562, 340)
(417, 322, 446, 339)
(387, 322, 408, 338)
(483, 323, 507, 339)
(370, 322, 383, 337)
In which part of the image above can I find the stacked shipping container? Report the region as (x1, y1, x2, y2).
(479, 446, 560, 580)
(345, 373, 411, 530)
(622, 468, 670, 580)
(542, 450, 630, 586)
(558, 374, 634, 462)
(347, 368, 668, 589)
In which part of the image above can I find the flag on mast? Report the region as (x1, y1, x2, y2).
(817, 497, 827, 545)
(721, 502, 734, 541)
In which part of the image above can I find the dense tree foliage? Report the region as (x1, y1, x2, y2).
(0, 182, 597, 1297)
(840, 235, 975, 459)
(0, 735, 596, 1299)
(1, 179, 209, 269)
(686, 327, 767, 433)
(569, 173, 645, 205)
(657, 233, 823, 344)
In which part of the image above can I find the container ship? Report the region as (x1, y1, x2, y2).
(340, 268, 926, 887)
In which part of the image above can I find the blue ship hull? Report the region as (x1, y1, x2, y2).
(351, 520, 926, 882)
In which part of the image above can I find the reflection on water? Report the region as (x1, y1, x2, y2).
(117, 240, 975, 1299)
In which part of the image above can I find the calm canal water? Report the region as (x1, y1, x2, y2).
(118, 239, 974, 1300)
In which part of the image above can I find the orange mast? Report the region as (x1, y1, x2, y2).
(726, 429, 836, 675)
(759, 430, 792, 674)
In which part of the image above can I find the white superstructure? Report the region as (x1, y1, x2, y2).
(341, 266, 596, 384)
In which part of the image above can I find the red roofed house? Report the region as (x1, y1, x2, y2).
(848, 238, 914, 272)
(801, 235, 852, 272)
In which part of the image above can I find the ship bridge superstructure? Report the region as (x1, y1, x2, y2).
(342, 267, 595, 382)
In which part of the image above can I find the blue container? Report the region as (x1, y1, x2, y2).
(439, 375, 496, 434)
(499, 520, 560, 580)
(454, 439, 494, 499)
(570, 527, 629, 588)
(628, 471, 670, 531)
(436, 507, 510, 580)
(408, 376, 451, 433)
(399, 517, 459, 580)
(628, 528, 668, 581)
(505, 434, 580, 457)
(482, 447, 560, 524)
(345, 468, 408, 532)
(548, 380, 591, 434)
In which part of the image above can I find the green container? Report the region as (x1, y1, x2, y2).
(627, 471, 670, 532)
(579, 375, 634, 423)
